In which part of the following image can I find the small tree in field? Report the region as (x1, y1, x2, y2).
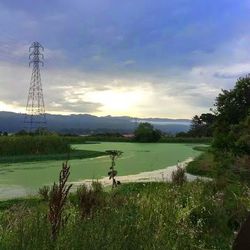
(106, 150, 123, 188)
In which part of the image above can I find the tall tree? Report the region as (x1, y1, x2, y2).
(213, 75, 250, 156)
(189, 113, 215, 137)
(214, 75, 250, 127)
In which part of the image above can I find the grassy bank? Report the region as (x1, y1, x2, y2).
(0, 135, 107, 163)
(67, 135, 212, 144)
(159, 136, 212, 144)
(0, 135, 70, 156)
(0, 135, 212, 154)
(186, 147, 216, 178)
(0, 181, 248, 249)
(0, 150, 107, 163)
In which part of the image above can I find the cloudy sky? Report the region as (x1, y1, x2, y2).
(0, 0, 250, 118)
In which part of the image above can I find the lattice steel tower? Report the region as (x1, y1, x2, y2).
(24, 42, 46, 131)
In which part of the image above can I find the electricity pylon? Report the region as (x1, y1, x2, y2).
(24, 42, 46, 132)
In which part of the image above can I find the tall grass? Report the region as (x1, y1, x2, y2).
(0, 135, 70, 156)
(0, 181, 248, 249)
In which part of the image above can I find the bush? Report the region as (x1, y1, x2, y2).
(38, 186, 50, 201)
(171, 165, 187, 185)
(91, 181, 103, 193)
(134, 122, 161, 142)
(76, 182, 104, 218)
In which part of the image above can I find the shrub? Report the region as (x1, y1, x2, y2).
(91, 181, 103, 193)
(171, 165, 187, 185)
(38, 186, 50, 201)
(76, 182, 104, 219)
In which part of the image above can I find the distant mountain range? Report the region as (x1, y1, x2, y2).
(0, 111, 191, 134)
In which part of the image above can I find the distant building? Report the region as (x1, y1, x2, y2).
(123, 134, 134, 138)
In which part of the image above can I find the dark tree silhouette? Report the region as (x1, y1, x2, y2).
(213, 75, 250, 156)
(134, 122, 161, 142)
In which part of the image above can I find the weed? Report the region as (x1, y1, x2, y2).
(38, 186, 50, 201)
(48, 161, 72, 240)
(172, 163, 187, 185)
(106, 150, 123, 188)
(76, 181, 104, 218)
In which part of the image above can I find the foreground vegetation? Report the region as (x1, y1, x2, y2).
(0, 180, 248, 250)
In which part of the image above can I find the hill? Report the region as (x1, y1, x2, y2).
(0, 111, 190, 134)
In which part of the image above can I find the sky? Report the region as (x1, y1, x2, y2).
(0, 0, 250, 119)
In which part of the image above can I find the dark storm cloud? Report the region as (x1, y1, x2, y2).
(1, 0, 249, 70)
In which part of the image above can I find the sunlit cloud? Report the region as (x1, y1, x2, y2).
(84, 87, 147, 116)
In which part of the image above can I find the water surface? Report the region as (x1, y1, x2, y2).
(0, 142, 200, 199)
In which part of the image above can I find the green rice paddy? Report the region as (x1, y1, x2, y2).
(0, 142, 200, 199)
